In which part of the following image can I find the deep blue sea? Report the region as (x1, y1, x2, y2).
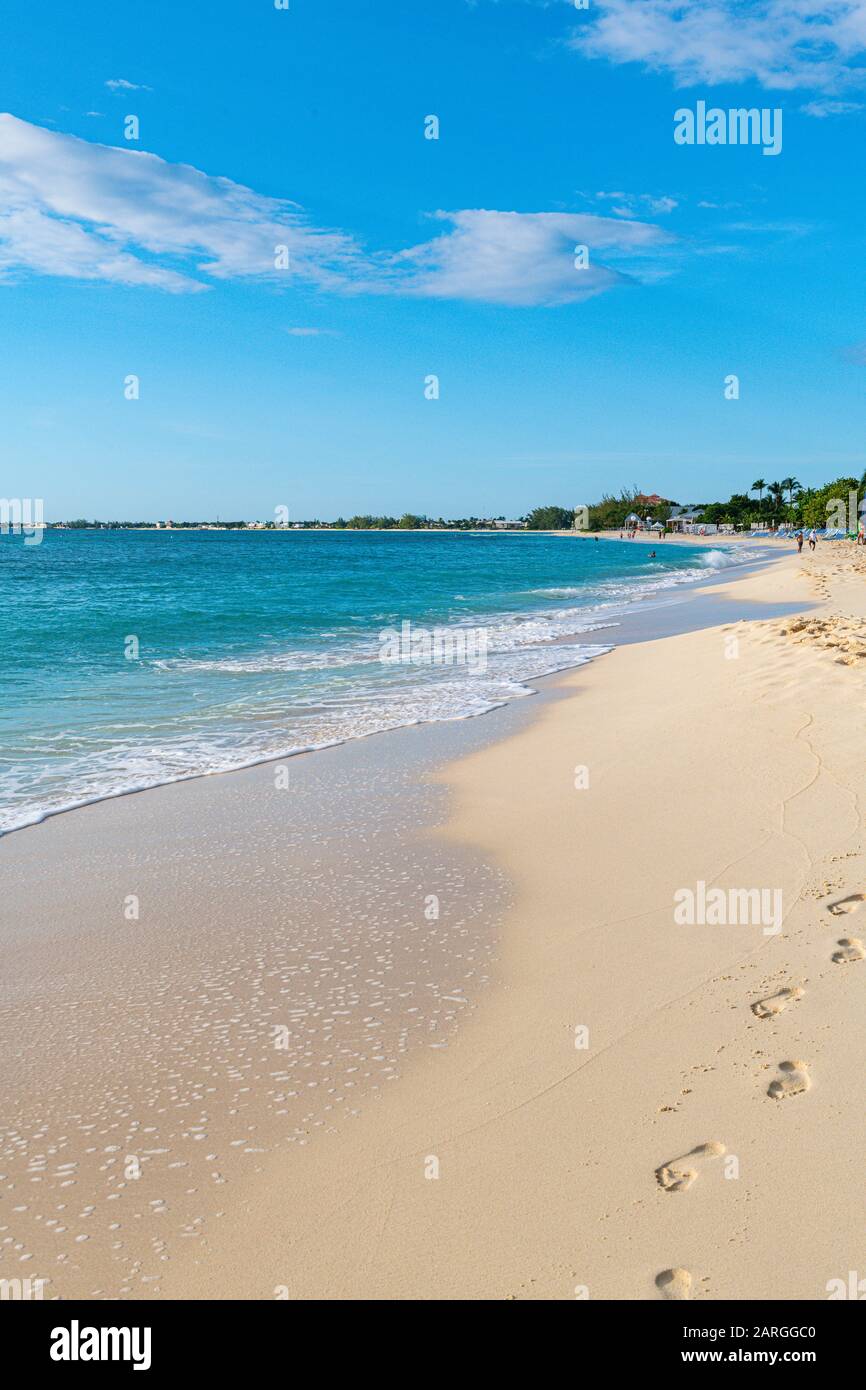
(0, 529, 758, 834)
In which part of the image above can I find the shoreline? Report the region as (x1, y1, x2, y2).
(0, 536, 783, 843)
(4, 542, 863, 1299)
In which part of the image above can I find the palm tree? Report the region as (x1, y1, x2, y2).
(767, 481, 784, 508)
(751, 478, 766, 505)
(780, 476, 802, 506)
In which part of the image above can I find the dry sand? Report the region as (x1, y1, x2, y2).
(3, 541, 865, 1300)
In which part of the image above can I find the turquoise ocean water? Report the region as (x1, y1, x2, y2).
(0, 530, 758, 835)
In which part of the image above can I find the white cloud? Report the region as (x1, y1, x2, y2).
(722, 218, 813, 235)
(0, 115, 674, 306)
(106, 79, 152, 92)
(574, 0, 866, 91)
(801, 98, 864, 115)
(0, 114, 369, 293)
(646, 194, 678, 214)
(386, 209, 672, 306)
(595, 190, 678, 216)
(285, 327, 339, 336)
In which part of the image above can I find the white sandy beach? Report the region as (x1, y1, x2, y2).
(3, 541, 865, 1300)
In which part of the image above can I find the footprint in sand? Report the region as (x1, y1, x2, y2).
(656, 1267, 692, 1300)
(832, 937, 865, 964)
(767, 1060, 811, 1100)
(829, 892, 866, 916)
(656, 1141, 726, 1193)
(751, 986, 804, 1019)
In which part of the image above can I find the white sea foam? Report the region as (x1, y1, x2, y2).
(698, 547, 760, 569)
(0, 544, 762, 836)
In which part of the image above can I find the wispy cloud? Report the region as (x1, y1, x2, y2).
(573, 1, 866, 92)
(594, 190, 679, 216)
(0, 115, 675, 306)
(0, 114, 369, 294)
(285, 327, 340, 336)
(801, 98, 864, 116)
(722, 218, 813, 236)
(105, 78, 152, 92)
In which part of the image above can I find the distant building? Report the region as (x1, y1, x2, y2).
(669, 508, 706, 533)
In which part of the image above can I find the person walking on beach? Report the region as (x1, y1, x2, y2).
(808, 530, 817, 551)
(797, 533, 804, 554)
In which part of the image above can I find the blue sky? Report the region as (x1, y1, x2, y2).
(2, 0, 866, 520)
